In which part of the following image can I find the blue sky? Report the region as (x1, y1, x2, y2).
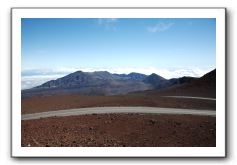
(21, 18, 216, 89)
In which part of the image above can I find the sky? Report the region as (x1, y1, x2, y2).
(21, 18, 216, 89)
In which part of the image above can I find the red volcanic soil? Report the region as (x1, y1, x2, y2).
(22, 113, 216, 147)
(22, 93, 216, 114)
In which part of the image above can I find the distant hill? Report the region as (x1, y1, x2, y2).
(143, 73, 167, 88)
(198, 69, 216, 85)
(22, 70, 214, 98)
(143, 73, 197, 89)
(22, 71, 152, 97)
(127, 72, 147, 81)
(151, 69, 216, 98)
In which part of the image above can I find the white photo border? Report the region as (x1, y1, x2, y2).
(11, 8, 226, 157)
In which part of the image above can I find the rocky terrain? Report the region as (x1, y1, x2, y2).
(22, 113, 216, 147)
(21, 69, 216, 147)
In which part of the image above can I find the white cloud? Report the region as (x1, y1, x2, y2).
(21, 74, 65, 90)
(92, 67, 213, 79)
(98, 18, 118, 24)
(147, 22, 174, 33)
(97, 18, 119, 30)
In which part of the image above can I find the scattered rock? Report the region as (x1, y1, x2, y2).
(209, 129, 215, 135)
(22, 113, 216, 147)
(174, 121, 181, 126)
(149, 119, 157, 125)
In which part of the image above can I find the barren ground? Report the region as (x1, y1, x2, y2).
(21, 84, 216, 147)
(22, 113, 216, 147)
(22, 93, 216, 114)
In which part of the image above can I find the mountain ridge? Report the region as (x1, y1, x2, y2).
(22, 69, 215, 98)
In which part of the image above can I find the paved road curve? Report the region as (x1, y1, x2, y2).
(162, 96, 216, 101)
(22, 107, 216, 120)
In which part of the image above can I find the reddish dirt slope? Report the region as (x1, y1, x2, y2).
(22, 113, 216, 147)
(152, 69, 216, 98)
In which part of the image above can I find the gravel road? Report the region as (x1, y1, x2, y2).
(22, 106, 216, 120)
(162, 96, 216, 100)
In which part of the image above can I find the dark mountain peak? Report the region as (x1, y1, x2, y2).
(179, 76, 197, 82)
(64, 70, 89, 80)
(70, 70, 83, 74)
(65, 70, 86, 78)
(90, 71, 115, 79)
(168, 76, 197, 86)
(143, 73, 167, 89)
(196, 69, 216, 86)
(128, 72, 145, 75)
(112, 73, 127, 76)
(148, 73, 166, 80)
(200, 69, 216, 80)
(127, 72, 147, 81)
(93, 71, 110, 74)
(35, 70, 92, 89)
